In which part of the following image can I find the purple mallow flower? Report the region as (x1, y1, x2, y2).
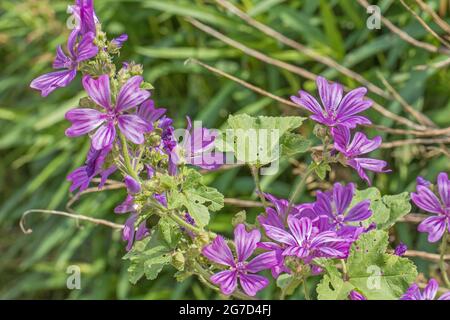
(137, 99, 166, 132)
(171, 117, 223, 172)
(290, 76, 372, 129)
(124, 175, 141, 194)
(65, 74, 150, 150)
(202, 224, 277, 296)
(257, 193, 306, 229)
(349, 290, 367, 300)
(394, 242, 407, 256)
(122, 214, 150, 251)
(411, 172, 450, 243)
(69, 0, 98, 35)
(262, 216, 349, 263)
(401, 279, 450, 300)
(67, 144, 113, 192)
(30, 31, 98, 97)
(332, 125, 390, 185)
(314, 182, 372, 233)
(111, 34, 128, 48)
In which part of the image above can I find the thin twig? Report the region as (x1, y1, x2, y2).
(404, 250, 450, 262)
(215, 0, 391, 99)
(357, 0, 450, 55)
(191, 58, 450, 138)
(187, 17, 426, 131)
(380, 136, 450, 148)
(224, 198, 266, 208)
(399, 213, 427, 223)
(415, 0, 450, 35)
(399, 0, 450, 49)
(377, 72, 435, 127)
(20, 209, 123, 234)
(66, 183, 125, 211)
(186, 58, 300, 109)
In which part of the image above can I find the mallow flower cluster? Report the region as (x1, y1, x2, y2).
(291, 77, 390, 185)
(30, 0, 450, 300)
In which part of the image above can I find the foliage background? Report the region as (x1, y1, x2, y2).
(0, 0, 449, 299)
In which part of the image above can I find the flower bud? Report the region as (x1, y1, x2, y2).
(171, 251, 185, 271)
(124, 175, 141, 194)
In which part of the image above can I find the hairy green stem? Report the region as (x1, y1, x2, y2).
(303, 274, 310, 300)
(250, 166, 268, 207)
(440, 231, 450, 288)
(287, 165, 315, 214)
(168, 211, 204, 235)
(280, 276, 302, 300)
(119, 133, 140, 181)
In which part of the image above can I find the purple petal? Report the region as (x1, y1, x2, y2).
(114, 195, 136, 214)
(123, 214, 137, 251)
(210, 270, 238, 296)
(438, 292, 450, 300)
(30, 69, 77, 97)
(423, 279, 439, 300)
(234, 224, 260, 262)
(416, 176, 431, 187)
(124, 175, 141, 194)
(117, 114, 148, 145)
(53, 46, 72, 69)
(239, 274, 269, 297)
(202, 235, 234, 267)
(65, 108, 105, 137)
(76, 32, 98, 62)
(288, 216, 312, 245)
(331, 125, 351, 154)
(135, 221, 150, 241)
(246, 251, 278, 273)
(344, 200, 372, 222)
(137, 99, 166, 130)
(116, 76, 151, 112)
(336, 87, 372, 118)
(263, 224, 297, 246)
(67, 166, 91, 192)
(82, 74, 112, 109)
(418, 216, 447, 243)
(333, 182, 354, 216)
(291, 90, 324, 116)
(111, 33, 128, 48)
(437, 172, 450, 208)
(92, 122, 116, 150)
(316, 76, 343, 115)
(349, 290, 367, 300)
(412, 185, 444, 214)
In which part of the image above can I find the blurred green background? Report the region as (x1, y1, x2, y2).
(1, 0, 449, 299)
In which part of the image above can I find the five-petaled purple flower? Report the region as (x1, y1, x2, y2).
(67, 144, 115, 192)
(65, 74, 150, 150)
(411, 172, 450, 243)
(171, 117, 223, 172)
(290, 76, 372, 129)
(262, 216, 349, 263)
(401, 279, 450, 300)
(30, 31, 98, 97)
(202, 224, 277, 296)
(314, 182, 372, 234)
(332, 125, 390, 185)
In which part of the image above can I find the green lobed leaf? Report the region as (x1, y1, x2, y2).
(346, 230, 417, 299)
(123, 229, 173, 285)
(352, 188, 411, 230)
(316, 263, 354, 300)
(219, 114, 305, 166)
